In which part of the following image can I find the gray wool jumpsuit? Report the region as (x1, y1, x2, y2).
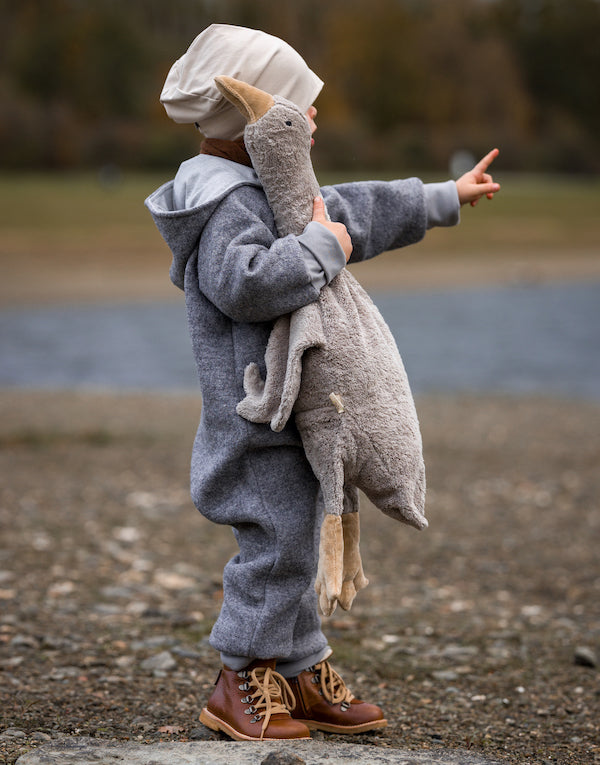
(145, 154, 459, 674)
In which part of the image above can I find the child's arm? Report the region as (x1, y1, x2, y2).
(321, 148, 500, 264)
(321, 176, 428, 264)
(195, 185, 346, 323)
(455, 148, 501, 207)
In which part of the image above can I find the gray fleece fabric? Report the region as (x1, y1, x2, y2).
(145, 154, 457, 662)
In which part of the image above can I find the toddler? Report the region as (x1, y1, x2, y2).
(146, 23, 499, 742)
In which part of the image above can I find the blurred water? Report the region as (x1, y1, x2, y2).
(1, 282, 599, 400)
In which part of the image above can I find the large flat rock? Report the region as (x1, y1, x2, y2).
(16, 738, 506, 765)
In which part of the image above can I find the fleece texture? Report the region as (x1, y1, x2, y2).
(216, 78, 427, 616)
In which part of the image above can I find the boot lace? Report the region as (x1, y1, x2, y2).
(311, 660, 354, 708)
(238, 666, 296, 739)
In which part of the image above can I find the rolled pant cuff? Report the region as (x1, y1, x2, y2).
(277, 645, 332, 678)
(220, 645, 332, 677)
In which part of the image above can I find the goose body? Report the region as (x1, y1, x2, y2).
(216, 76, 426, 615)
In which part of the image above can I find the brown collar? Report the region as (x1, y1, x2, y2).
(200, 137, 252, 167)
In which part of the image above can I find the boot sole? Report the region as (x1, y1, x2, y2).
(302, 717, 388, 734)
(199, 707, 312, 742)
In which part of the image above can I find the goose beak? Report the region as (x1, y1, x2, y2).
(215, 75, 275, 123)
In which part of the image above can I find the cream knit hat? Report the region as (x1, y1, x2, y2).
(160, 24, 324, 139)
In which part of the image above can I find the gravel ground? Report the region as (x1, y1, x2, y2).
(1, 389, 599, 764)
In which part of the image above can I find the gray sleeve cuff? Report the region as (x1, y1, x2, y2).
(297, 220, 347, 291)
(425, 180, 460, 229)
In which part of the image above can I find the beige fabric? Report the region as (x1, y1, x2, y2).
(160, 24, 323, 139)
(315, 513, 369, 616)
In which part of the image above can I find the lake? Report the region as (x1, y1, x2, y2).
(1, 282, 599, 400)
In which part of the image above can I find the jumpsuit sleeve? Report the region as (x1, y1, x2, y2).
(194, 184, 345, 323)
(321, 177, 460, 264)
(321, 177, 428, 264)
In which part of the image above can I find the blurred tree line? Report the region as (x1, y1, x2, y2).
(1, 0, 599, 173)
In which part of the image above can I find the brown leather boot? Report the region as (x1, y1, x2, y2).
(199, 659, 311, 741)
(288, 659, 387, 734)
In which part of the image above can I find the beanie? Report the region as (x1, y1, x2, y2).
(160, 24, 324, 139)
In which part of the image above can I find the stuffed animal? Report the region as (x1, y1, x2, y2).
(215, 76, 427, 616)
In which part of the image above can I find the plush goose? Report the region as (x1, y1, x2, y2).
(215, 75, 427, 616)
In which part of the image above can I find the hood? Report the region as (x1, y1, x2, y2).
(144, 154, 261, 289)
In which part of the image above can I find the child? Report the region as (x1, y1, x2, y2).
(146, 23, 499, 742)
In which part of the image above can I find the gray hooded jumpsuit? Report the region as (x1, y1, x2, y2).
(145, 154, 459, 673)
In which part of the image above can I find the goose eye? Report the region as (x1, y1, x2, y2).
(285, 120, 292, 126)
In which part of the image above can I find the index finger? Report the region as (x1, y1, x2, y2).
(474, 147, 499, 174)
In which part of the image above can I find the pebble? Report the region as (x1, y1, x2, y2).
(439, 644, 479, 658)
(100, 586, 134, 599)
(431, 670, 459, 681)
(140, 651, 177, 672)
(114, 655, 136, 669)
(113, 526, 142, 544)
(153, 571, 197, 590)
(130, 636, 176, 651)
(188, 727, 218, 741)
(131, 717, 153, 732)
(30, 732, 52, 742)
(574, 646, 597, 668)
(1, 656, 24, 669)
(10, 634, 39, 649)
(171, 646, 203, 660)
(47, 666, 82, 681)
(261, 751, 306, 765)
(1, 728, 27, 738)
(93, 604, 121, 615)
(46, 581, 76, 598)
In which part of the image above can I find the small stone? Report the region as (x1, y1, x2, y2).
(30, 732, 52, 742)
(1, 728, 27, 738)
(130, 636, 175, 651)
(171, 646, 202, 660)
(100, 586, 133, 599)
(126, 601, 149, 616)
(140, 650, 177, 672)
(431, 670, 459, 681)
(132, 717, 153, 731)
(574, 646, 597, 668)
(115, 655, 135, 669)
(46, 580, 76, 598)
(260, 751, 306, 765)
(48, 666, 81, 681)
(1, 656, 24, 669)
(188, 726, 219, 740)
(10, 634, 39, 649)
(113, 526, 142, 543)
(153, 571, 196, 590)
(93, 604, 121, 615)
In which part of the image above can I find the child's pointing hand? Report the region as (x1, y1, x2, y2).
(456, 148, 501, 207)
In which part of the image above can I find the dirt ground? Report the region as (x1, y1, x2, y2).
(1, 388, 598, 764)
